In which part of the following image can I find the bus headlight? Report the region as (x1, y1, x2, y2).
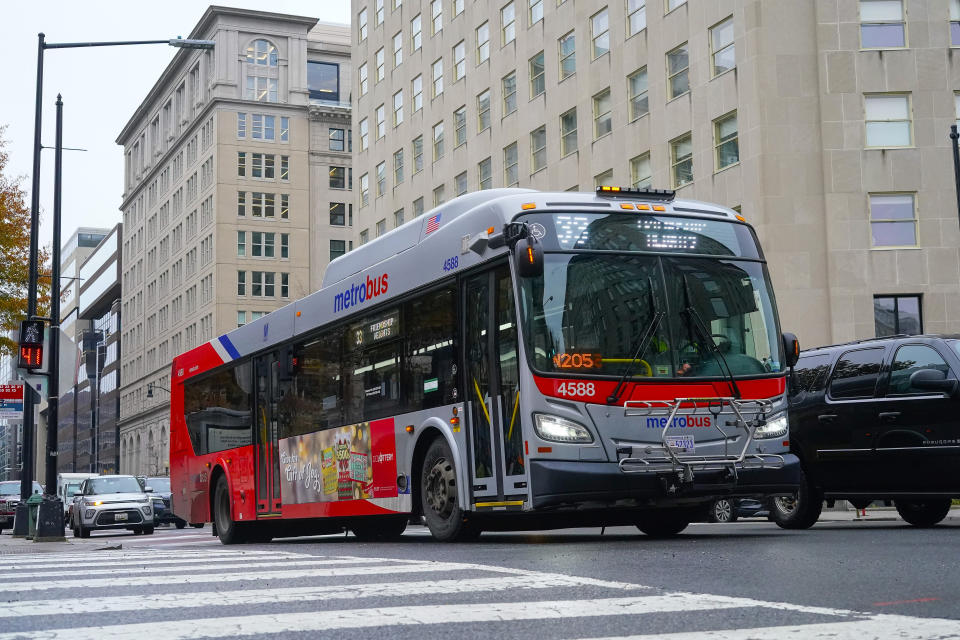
(755, 413, 788, 440)
(534, 414, 594, 444)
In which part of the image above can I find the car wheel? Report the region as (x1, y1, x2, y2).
(708, 498, 738, 523)
(214, 474, 247, 544)
(175, 519, 187, 530)
(420, 437, 479, 542)
(142, 526, 155, 535)
(79, 520, 91, 538)
(191, 522, 204, 528)
(351, 515, 408, 541)
(894, 499, 951, 528)
(636, 508, 692, 538)
(771, 465, 822, 530)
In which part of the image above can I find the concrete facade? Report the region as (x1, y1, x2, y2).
(352, 0, 960, 347)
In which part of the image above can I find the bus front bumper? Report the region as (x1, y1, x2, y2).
(529, 454, 801, 510)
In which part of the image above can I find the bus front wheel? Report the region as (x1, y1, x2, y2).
(420, 437, 480, 542)
(636, 509, 691, 538)
(214, 475, 246, 544)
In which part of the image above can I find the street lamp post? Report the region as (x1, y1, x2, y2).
(950, 125, 960, 229)
(14, 32, 215, 539)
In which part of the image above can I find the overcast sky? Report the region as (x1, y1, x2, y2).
(5, 1, 350, 252)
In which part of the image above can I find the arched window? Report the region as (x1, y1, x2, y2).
(135, 432, 142, 475)
(148, 430, 156, 475)
(246, 39, 278, 66)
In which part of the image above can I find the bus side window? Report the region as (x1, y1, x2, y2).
(342, 308, 403, 424)
(403, 286, 458, 411)
(183, 361, 253, 455)
(286, 332, 342, 437)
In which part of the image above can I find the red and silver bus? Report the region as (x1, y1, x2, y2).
(170, 187, 801, 543)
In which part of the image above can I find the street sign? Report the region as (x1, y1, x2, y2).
(0, 383, 24, 420)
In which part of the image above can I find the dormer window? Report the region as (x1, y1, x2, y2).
(246, 39, 278, 66)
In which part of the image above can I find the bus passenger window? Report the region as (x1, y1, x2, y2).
(403, 287, 458, 412)
(342, 308, 403, 423)
(183, 361, 253, 455)
(284, 332, 342, 437)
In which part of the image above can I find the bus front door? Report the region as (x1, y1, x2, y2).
(254, 352, 282, 517)
(463, 265, 526, 506)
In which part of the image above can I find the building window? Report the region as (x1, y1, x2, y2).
(502, 72, 517, 115)
(394, 208, 405, 226)
(281, 194, 289, 219)
(412, 15, 423, 53)
(394, 149, 405, 184)
(529, 51, 545, 98)
(281, 273, 289, 298)
(952, 0, 960, 46)
(671, 133, 693, 188)
(865, 94, 912, 148)
(502, 2, 516, 45)
(376, 48, 385, 82)
(478, 90, 491, 132)
(330, 239, 346, 261)
(455, 171, 468, 195)
(714, 111, 739, 170)
(955, 92, 960, 127)
(237, 112, 246, 138)
(869, 193, 916, 247)
(330, 128, 345, 151)
(504, 142, 519, 186)
(477, 22, 490, 63)
(530, 0, 543, 23)
(666, 0, 686, 11)
(478, 157, 492, 189)
(237, 311, 247, 328)
(251, 192, 276, 218)
(630, 152, 652, 188)
(454, 0, 464, 16)
(433, 121, 445, 160)
(359, 8, 368, 42)
(237, 191, 246, 216)
(308, 61, 340, 102)
(628, 0, 646, 36)
(628, 67, 649, 120)
(593, 89, 612, 138)
(376, 104, 386, 139)
(330, 203, 346, 226)
(594, 169, 614, 188)
(413, 135, 424, 173)
(237, 271, 246, 296)
(874, 295, 922, 336)
(860, 0, 905, 48)
(393, 90, 404, 126)
(251, 232, 275, 258)
(559, 31, 576, 80)
(710, 17, 735, 76)
(246, 77, 278, 103)
(667, 43, 690, 99)
(330, 166, 347, 189)
(237, 152, 246, 177)
(376, 219, 387, 236)
(433, 185, 445, 206)
(376, 0, 384, 25)
(531, 125, 547, 173)
(412, 75, 423, 112)
(360, 229, 370, 244)
(376, 161, 387, 197)
(280, 117, 289, 141)
(280, 155, 288, 181)
(449, 106, 465, 147)
(281, 233, 289, 259)
(246, 39, 278, 66)
(237, 231, 246, 256)
(359, 118, 369, 151)
(591, 8, 610, 58)
(359, 63, 369, 96)
(360, 173, 370, 207)
(431, 0, 443, 34)
(560, 108, 577, 156)
(393, 31, 403, 67)
(414, 197, 424, 216)
(433, 58, 444, 96)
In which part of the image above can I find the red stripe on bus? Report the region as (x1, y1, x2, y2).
(532, 375, 785, 405)
(281, 500, 402, 519)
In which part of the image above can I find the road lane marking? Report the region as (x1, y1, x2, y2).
(0, 550, 307, 570)
(0, 595, 759, 640)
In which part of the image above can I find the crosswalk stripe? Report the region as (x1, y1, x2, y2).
(0, 550, 304, 569)
(0, 595, 759, 640)
(0, 574, 645, 619)
(0, 560, 497, 593)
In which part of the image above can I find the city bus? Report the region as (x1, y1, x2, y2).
(169, 187, 802, 544)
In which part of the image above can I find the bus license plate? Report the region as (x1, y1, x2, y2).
(666, 436, 695, 453)
(115, 513, 128, 521)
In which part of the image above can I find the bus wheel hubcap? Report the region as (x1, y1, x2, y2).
(425, 459, 455, 518)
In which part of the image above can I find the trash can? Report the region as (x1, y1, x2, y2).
(26, 493, 44, 539)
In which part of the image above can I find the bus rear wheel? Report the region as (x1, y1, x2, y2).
(351, 515, 408, 541)
(636, 509, 691, 538)
(420, 437, 479, 542)
(214, 475, 246, 544)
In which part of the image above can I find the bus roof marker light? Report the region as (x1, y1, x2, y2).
(637, 204, 650, 211)
(735, 214, 746, 222)
(521, 203, 536, 210)
(620, 203, 635, 210)
(653, 205, 666, 212)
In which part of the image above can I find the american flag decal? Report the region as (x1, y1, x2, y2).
(426, 213, 441, 234)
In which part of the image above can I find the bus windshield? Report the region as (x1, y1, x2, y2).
(517, 213, 782, 379)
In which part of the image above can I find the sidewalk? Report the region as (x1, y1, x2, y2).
(0, 531, 114, 555)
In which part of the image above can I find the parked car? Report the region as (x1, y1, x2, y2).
(58, 473, 98, 532)
(704, 497, 771, 523)
(145, 477, 186, 528)
(774, 335, 960, 529)
(70, 475, 154, 537)
(0, 481, 43, 534)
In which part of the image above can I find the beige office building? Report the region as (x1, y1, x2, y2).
(116, 6, 351, 475)
(352, 0, 960, 347)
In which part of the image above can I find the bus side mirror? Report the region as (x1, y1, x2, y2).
(514, 235, 543, 278)
(782, 332, 800, 368)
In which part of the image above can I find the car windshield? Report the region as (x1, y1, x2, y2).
(517, 213, 782, 378)
(148, 478, 171, 492)
(87, 477, 143, 494)
(65, 483, 81, 495)
(0, 481, 42, 496)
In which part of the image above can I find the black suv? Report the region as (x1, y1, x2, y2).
(773, 335, 960, 529)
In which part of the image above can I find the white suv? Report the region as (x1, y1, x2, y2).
(71, 475, 154, 537)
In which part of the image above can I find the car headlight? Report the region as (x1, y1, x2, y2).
(84, 499, 102, 507)
(755, 412, 788, 440)
(534, 413, 594, 444)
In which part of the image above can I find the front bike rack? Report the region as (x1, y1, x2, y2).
(617, 397, 785, 485)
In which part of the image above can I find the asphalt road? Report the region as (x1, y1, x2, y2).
(2, 516, 959, 639)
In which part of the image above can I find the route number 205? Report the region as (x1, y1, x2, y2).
(555, 382, 596, 397)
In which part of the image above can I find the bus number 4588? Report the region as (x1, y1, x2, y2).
(556, 382, 596, 398)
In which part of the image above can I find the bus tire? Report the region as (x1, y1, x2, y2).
(420, 437, 478, 542)
(191, 522, 205, 528)
(214, 475, 246, 544)
(636, 509, 691, 538)
(771, 467, 822, 530)
(351, 515, 408, 541)
(894, 499, 951, 527)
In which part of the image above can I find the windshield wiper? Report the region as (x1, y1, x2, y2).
(607, 277, 665, 405)
(681, 273, 741, 399)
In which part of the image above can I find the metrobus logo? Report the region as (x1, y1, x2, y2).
(334, 273, 389, 313)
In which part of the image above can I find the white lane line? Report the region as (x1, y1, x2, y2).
(0, 574, 646, 618)
(0, 595, 759, 640)
(0, 550, 306, 569)
(584, 614, 960, 640)
(0, 552, 315, 572)
(0, 560, 497, 593)
(1, 556, 396, 579)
